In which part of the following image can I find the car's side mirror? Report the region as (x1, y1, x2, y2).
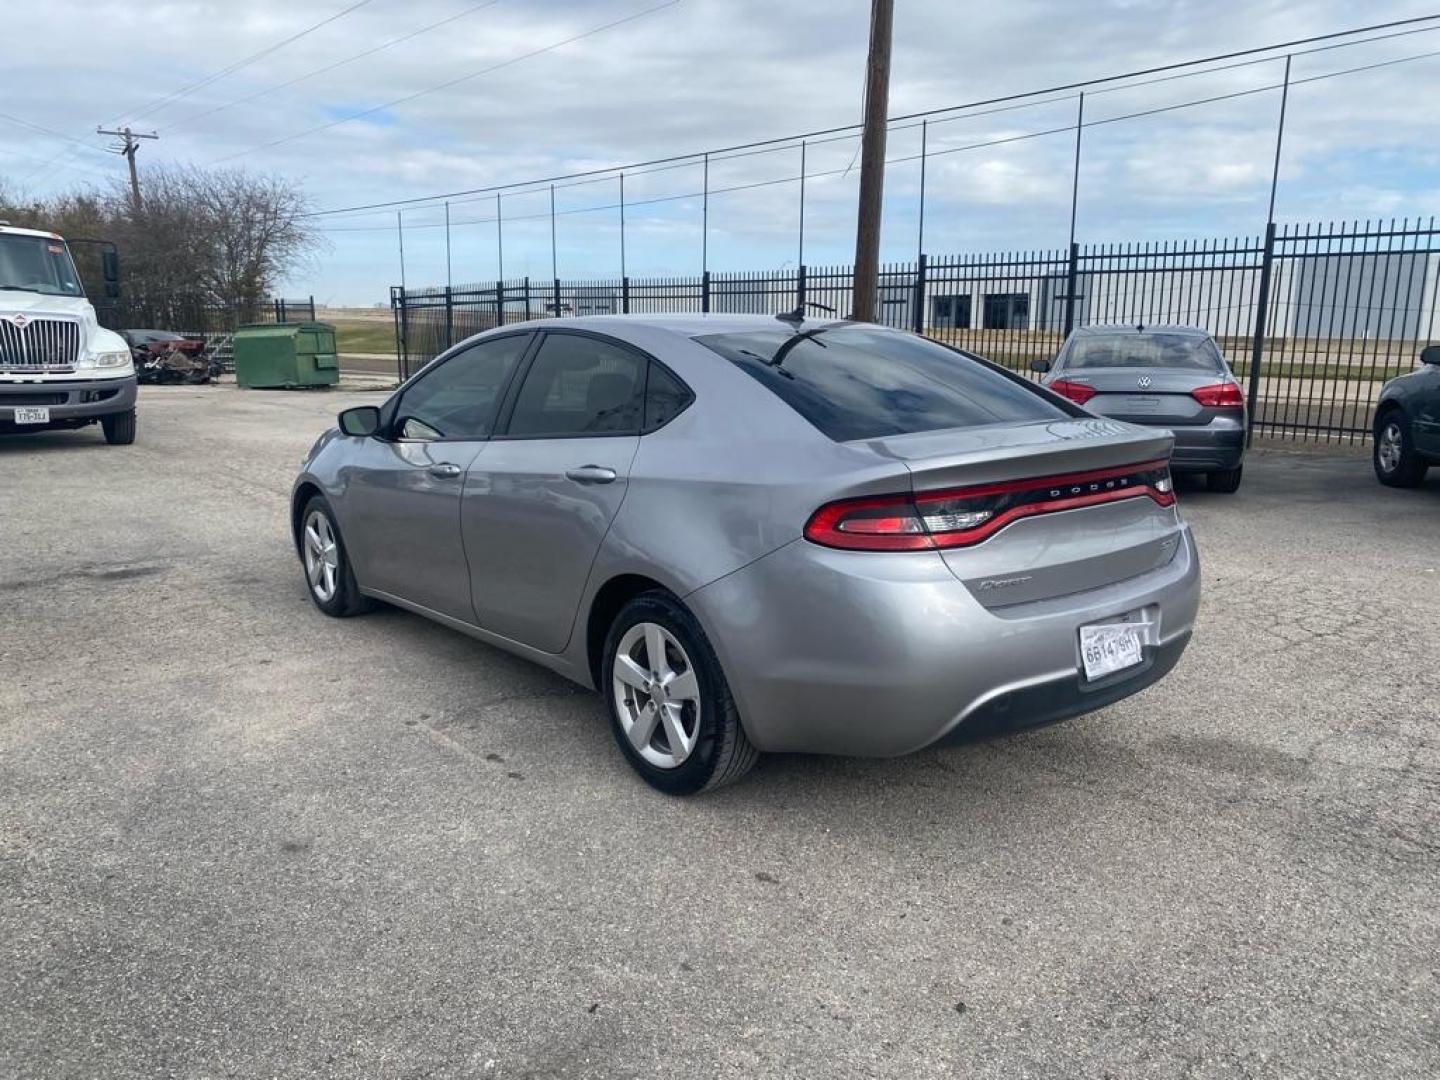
(338, 405, 381, 437)
(102, 249, 120, 284)
(1030, 357, 1052, 373)
(1421, 344, 1440, 366)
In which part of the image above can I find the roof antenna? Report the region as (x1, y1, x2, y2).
(777, 300, 837, 324)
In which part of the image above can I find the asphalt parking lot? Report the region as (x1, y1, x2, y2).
(3, 384, 1438, 1079)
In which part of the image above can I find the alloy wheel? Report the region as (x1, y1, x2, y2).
(1377, 421, 1404, 475)
(611, 621, 701, 769)
(303, 510, 340, 602)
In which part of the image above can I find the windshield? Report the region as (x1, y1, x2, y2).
(0, 233, 84, 297)
(1064, 332, 1221, 371)
(696, 326, 1066, 442)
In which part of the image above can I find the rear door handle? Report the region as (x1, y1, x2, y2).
(428, 463, 463, 479)
(565, 465, 618, 484)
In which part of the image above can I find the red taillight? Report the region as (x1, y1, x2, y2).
(1049, 378, 1098, 405)
(1190, 381, 1245, 408)
(804, 460, 1176, 551)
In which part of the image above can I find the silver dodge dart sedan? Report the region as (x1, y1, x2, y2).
(291, 314, 1200, 794)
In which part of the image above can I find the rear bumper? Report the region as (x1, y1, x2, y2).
(1166, 423, 1245, 473)
(0, 375, 137, 430)
(687, 524, 1201, 757)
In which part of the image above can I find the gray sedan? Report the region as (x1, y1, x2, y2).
(1033, 324, 1247, 492)
(292, 315, 1200, 794)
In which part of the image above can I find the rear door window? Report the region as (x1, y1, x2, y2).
(504, 333, 646, 438)
(695, 326, 1066, 442)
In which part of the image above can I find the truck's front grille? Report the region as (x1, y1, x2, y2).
(0, 317, 82, 372)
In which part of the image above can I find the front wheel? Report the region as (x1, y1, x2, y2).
(1374, 413, 1428, 487)
(101, 409, 136, 445)
(299, 496, 373, 617)
(602, 592, 758, 795)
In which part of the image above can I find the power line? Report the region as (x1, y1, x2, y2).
(210, 0, 684, 165)
(109, 0, 378, 127)
(301, 12, 1440, 221)
(165, 0, 509, 134)
(316, 44, 1440, 234)
(0, 109, 111, 155)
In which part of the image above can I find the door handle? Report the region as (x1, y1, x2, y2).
(565, 465, 618, 484)
(428, 463, 463, 479)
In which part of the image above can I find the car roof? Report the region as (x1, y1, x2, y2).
(0, 224, 64, 240)
(501, 312, 853, 340)
(1071, 323, 1210, 337)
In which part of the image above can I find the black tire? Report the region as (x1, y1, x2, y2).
(101, 409, 136, 445)
(1374, 410, 1428, 488)
(601, 591, 759, 795)
(1206, 465, 1243, 493)
(299, 495, 374, 617)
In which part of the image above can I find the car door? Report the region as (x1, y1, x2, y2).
(340, 332, 532, 622)
(461, 330, 648, 653)
(1412, 353, 1440, 458)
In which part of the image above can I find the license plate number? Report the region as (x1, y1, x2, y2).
(1079, 623, 1144, 681)
(13, 406, 49, 424)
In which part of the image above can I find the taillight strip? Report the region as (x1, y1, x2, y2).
(804, 458, 1175, 552)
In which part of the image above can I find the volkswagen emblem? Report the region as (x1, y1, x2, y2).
(1136, 375, 1152, 389)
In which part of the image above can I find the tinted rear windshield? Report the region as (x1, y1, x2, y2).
(1064, 332, 1221, 371)
(695, 326, 1066, 442)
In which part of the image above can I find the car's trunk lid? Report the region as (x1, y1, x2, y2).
(859, 418, 1183, 608)
(1060, 367, 1224, 426)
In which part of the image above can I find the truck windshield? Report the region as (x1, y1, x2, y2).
(0, 233, 84, 297)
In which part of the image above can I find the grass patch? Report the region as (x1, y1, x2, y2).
(327, 318, 398, 355)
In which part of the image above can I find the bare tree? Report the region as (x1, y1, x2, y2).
(0, 166, 319, 315)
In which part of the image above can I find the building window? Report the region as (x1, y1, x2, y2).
(931, 295, 972, 329)
(983, 293, 1030, 330)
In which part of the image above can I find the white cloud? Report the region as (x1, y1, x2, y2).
(2, 0, 1438, 301)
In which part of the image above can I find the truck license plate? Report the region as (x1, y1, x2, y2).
(1079, 623, 1143, 681)
(13, 407, 49, 424)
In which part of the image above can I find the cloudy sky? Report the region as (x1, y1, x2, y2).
(4, 0, 1439, 303)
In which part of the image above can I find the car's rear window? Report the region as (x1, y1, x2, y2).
(1065, 332, 1221, 371)
(694, 326, 1066, 442)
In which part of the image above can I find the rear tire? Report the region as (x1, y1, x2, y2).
(1374, 412, 1428, 488)
(1207, 465, 1243, 493)
(602, 591, 758, 795)
(300, 496, 374, 617)
(101, 409, 136, 445)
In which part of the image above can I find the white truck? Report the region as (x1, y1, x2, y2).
(0, 223, 137, 444)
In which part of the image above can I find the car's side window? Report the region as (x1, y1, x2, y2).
(504, 333, 645, 438)
(643, 361, 693, 432)
(394, 334, 531, 440)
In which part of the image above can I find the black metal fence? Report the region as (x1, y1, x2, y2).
(94, 294, 316, 337)
(392, 216, 1439, 444)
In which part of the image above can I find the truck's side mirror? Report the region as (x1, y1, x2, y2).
(101, 250, 121, 298)
(1421, 345, 1440, 366)
(1030, 357, 1052, 373)
(338, 406, 381, 437)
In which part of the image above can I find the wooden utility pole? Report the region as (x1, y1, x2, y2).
(850, 0, 894, 322)
(96, 126, 158, 211)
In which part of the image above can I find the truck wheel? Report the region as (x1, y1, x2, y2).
(101, 409, 136, 445)
(1206, 465, 1243, 493)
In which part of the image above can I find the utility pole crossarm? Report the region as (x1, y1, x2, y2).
(96, 126, 158, 211)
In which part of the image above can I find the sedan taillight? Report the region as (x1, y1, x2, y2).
(1049, 378, 1098, 405)
(804, 460, 1176, 551)
(1190, 381, 1245, 408)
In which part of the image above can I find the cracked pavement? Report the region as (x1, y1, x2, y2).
(2, 384, 1438, 1078)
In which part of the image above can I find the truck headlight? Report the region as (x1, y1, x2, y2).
(80, 349, 133, 370)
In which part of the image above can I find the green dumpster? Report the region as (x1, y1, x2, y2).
(233, 322, 339, 388)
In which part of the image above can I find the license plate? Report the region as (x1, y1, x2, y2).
(13, 406, 49, 424)
(1079, 623, 1144, 681)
